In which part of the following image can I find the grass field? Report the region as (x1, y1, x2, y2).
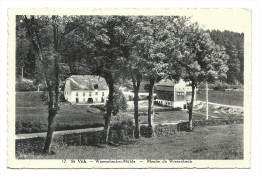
(196, 90, 243, 106)
(16, 92, 106, 133)
(16, 92, 243, 134)
(21, 124, 243, 160)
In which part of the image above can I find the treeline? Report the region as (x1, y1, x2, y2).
(209, 30, 244, 85)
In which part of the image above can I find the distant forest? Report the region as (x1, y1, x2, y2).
(209, 30, 244, 84)
(16, 29, 244, 85)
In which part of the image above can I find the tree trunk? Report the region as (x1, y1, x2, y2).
(188, 80, 196, 131)
(147, 77, 155, 137)
(43, 89, 57, 154)
(104, 81, 114, 143)
(43, 41, 60, 154)
(132, 74, 141, 139)
(133, 88, 140, 138)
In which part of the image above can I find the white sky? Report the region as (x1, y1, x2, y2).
(189, 9, 251, 33)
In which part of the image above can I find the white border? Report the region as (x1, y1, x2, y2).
(1, 0, 260, 176)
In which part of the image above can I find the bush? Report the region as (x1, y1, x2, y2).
(16, 79, 37, 91)
(59, 92, 67, 102)
(177, 119, 243, 131)
(212, 82, 230, 91)
(110, 119, 135, 142)
(105, 86, 128, 115)
(15, 120, 104, 134)
(199, 81, 243, 91)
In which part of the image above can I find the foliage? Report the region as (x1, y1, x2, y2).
(16, 115, 104, 134)
(109, 119, 135, 142)
(210, 30, 244, 84)
(211, 81, 230, 91)
(169, 22, 230, 130)
(59, 92, 67, 102)
(198, 82, 244, 91)
(111, 86, 128, 115)
(16, 79, 37, 91)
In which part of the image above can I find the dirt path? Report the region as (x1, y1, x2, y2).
(196, 101, 243, 109)
(16, 127, 104, 140)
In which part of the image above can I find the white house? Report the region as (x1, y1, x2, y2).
(154, 79, 197, 109)
(64, 75, 109, 104)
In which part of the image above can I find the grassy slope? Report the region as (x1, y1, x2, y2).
(16, 92, 243, 134)
(22, 124, 243, 160)
(196, 90, 243, 106)
(16, 92, 105, 133)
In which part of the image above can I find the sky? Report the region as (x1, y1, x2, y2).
(189, 9, 250, 33)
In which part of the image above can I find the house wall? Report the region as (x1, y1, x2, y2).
(64, 79, 72, 102)
(69, 90, 109, 104)
(156, 90, 174, 101)
(155, 79, 197, 109)
(64, 79, 109, 104)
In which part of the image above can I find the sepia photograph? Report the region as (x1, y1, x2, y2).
(8, 8, 251, 168)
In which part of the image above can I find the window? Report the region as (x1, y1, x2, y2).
(176, 92, 185, 101)
(83, 92, 85, 96)
(83, 98, 85, 102)
(102, 92, 104, 96)
(89, 92, 92, 96)
(94, 84, 98, 89)
(96, 92, 98, 95)
(76, 92, 78, 96)
(95, 98, 98, 102)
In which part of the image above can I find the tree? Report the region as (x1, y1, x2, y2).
(225, 42, 240, 84)
(144, 16, 184, 136)
(122, 16, 155, 138)
(16, 17, 36, 80)
(78, 16, 130, 143)
(19, 15, 86, 154)
(127, 16, 185, 137)
(209, 30, 244, 84)
(175, 23, 229, 131)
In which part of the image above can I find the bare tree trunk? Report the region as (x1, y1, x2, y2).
(132, 74, 141, 139)
(147, 77, 155, 137)
(104, 81, 114, 143)
(43, 89, 57, 154)
(188, 80, 196, 131)
(43, 24, 60, 153)
(133, 88, 140, 138)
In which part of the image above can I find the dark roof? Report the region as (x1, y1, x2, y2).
(155, 79, 176, 87)
(155, 86, 174, 92)
(69, 75, 108, 91)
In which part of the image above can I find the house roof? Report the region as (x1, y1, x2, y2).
(155, 79, 176, 87)
(68, 75, 108, 91)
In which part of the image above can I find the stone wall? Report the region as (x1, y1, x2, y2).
(16, 118, 243, 157)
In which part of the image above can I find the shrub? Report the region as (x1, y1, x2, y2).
(16, 120, 104, 134)
(105, 86, 128, 115)
(178, 119, 243, 131)
(211, 81, 230, 91)
(59, 92, 67, 102)
(16, 79, 37, 91)
(110, 119, 135, 141)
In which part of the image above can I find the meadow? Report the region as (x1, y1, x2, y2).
(16, 91, 243, 134)
(20, 124, 243, 160)
(196, 90, 243, 106)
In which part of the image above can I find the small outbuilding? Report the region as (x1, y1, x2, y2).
(154, 79, 196, 109)
(64, 75, 109, 104)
